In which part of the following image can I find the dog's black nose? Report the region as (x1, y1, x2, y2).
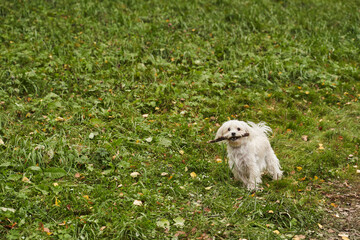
(231, 132, 236, 136)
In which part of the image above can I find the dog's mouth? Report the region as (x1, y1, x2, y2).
(208, 132, 249, 144)
(229, 136, 239, 141)
(228, 132, 250, 141)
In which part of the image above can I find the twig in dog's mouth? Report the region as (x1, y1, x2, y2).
(207, 132, 249, 143)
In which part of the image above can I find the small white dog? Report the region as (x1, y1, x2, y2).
(212, 120, 282, 190)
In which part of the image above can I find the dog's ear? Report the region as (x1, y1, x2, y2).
(215, 124, 226, 140)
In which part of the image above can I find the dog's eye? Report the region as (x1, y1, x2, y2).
(237, 128, 241, 131)
(228, 128, 231, 131)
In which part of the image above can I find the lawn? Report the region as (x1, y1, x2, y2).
(0, 0, 359, 239)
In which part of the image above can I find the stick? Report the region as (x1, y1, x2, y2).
(207, 133, 249, 143)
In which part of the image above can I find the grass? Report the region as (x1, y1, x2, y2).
(0, 0, 359, 239)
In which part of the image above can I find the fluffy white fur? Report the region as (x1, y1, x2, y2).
(215, 120, 282, 190)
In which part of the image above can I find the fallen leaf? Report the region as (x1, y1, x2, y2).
(83, 195, 89, 200)
(301, 135, 308, 141)
(133, 200, 142, 206)
(173, 216, 185, 228)
(330, 203, 338, 208)
(130, 172, 140, 178)
(179, 150, 184, 155)
(318, 143, 325, 150)
(293, 235, 306, 240)
(100, 226, 106, 231)
(0, 138, 4, 145)
(174, 231, 187, 237)
(318, 223, 323, 229)
(161, 172, 168, 176)
(268, 210, 274, 213)
(55, 117, 65, 122)
(0, 207, 16, 213)
(205, 186, 212, 190)
(215, 158, 222, 163)
(145, 137, 153, 143)
(54, 197, 61, 207)
(74, 173, 81, 178)
(338, 233, 349, 240)
(53, 182, 59, 187)
(142, 114, 149, 118)
(43, 227, 52, 235)
(296, 166, 303, 171)
(89, 133, 95, 139)
(156, 218, 170, 229)
(273, 230, 280, 234)
(190, 172, 197, 178)
(22, 176, 30, 183)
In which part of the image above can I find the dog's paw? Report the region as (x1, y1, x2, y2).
(273, 171, 283, 180)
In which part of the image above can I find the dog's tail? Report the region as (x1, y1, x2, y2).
(247, 121, 272, 136)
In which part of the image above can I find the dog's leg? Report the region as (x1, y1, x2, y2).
(246, 161, 262, 190)
(229, 161, 250, 186)
(265, 151, 283, 180)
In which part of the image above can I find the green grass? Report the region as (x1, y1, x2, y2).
(1, 0, 359, 239)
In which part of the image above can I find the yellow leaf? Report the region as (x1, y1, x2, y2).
(53, 182, 59, 187)
(22, 176, 30, 183)
(43, 227, 52, 235)
(83, 195, 89, 200)
(268, 210, 274, 213)
(55, 197, 61, 207)
(215, 158, 222, 163)
(179, 150, 185, 155)
(296, 166, 302, 171)
(26, 112, 31, 118)
(318, 143, 325, 150)
(55, 117, 65, 122)
(318, 223, 323, 229)
(330, 203, 338, 208)
(205, 186, 212, 190)
(273, 230, 280, 234)
(190, 172, 197, 178)
(314, 176, 318, 180)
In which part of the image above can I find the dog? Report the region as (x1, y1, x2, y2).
(213, 120, 282, 190)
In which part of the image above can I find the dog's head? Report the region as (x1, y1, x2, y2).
(215, 120, 251, 146)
